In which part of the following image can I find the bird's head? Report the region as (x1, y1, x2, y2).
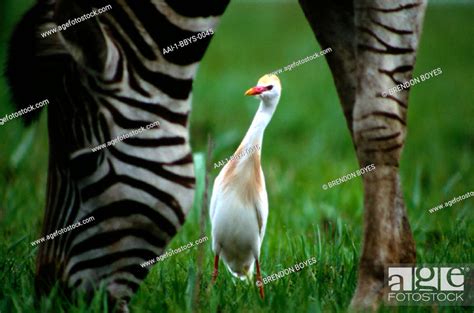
(244, 74, 281, 104)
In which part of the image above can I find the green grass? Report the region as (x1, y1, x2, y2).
(0, 2, 473, 313)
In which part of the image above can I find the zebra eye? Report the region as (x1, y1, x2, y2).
(266, 85, 274, 90)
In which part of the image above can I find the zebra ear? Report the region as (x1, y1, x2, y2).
(6, 2, 66, 126)
(54, 1, 113, 75)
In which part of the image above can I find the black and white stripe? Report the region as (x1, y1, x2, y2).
(353, 1, 424, 160)
(7, 0, 229, 309)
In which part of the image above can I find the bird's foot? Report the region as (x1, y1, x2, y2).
(257, 282, 265, 299)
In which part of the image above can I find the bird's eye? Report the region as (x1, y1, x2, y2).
(266, 85, 274, 90)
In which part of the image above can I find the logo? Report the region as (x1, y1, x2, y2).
(386, 265, 473, 306)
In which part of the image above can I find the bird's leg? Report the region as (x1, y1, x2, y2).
(255, 258, 264, 299)
(211, 255, 219, 284)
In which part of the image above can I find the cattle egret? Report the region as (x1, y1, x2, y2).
(210, 74, 282, 299)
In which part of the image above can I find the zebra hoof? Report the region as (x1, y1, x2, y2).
(115, 299, 130, 313)
(349, 276, 383, 312)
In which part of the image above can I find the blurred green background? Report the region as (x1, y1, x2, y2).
(0, 1, 473, 312)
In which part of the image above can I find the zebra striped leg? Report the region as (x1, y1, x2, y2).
(299, 0, 427, 309)
(349, 1, 427, 309)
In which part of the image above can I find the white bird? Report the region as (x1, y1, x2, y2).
(210, 74, 282, 299)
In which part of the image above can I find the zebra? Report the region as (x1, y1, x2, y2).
(5, 0, 427, 311)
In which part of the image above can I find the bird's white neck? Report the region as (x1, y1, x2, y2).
(240, 97, 278, 149)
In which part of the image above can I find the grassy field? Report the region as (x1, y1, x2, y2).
(0, 2, 473, 313)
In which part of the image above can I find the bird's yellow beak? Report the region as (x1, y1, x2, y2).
(244, 86, 268, 96)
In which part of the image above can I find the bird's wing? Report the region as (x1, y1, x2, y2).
(209, 175, 220, 221)
(254, 203, 263, 235)
(255, 185, 268, 241)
